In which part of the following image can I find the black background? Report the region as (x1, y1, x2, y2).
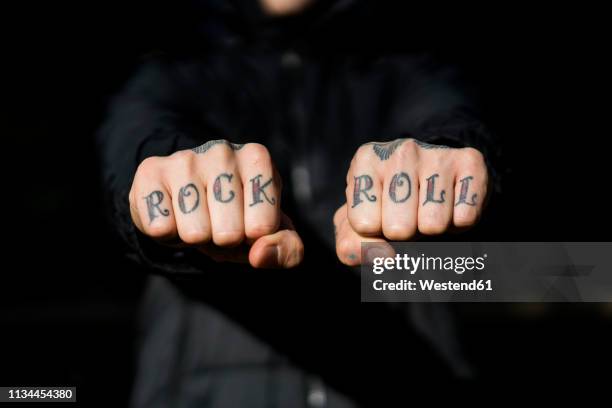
(3, 1, 611, 405)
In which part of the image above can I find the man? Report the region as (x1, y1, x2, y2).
(98, 0, 499, 406)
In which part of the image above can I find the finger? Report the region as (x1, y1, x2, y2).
(381, 141, 419, 240)
(133, 157, 177, 241)
(453, 147, 488, 229)
(334, 204, 393, 266)
(236, 143, 281, 240)
(197, 143, 245, 247)
(165, 151, 212, 245)
(197, 212, 298, 266)
(417, 152, 454, 235)
(346, 145, 383, 236)
(249, 213, 304, 269)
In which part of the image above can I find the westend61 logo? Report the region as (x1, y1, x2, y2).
(371, 253, 488, 275)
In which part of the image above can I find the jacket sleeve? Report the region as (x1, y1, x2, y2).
(387, 55, 502, 192)
(96, 56, 223, 275)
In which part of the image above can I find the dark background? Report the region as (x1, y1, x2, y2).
(3, 1, 611, 405)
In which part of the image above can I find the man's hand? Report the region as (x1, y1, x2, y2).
(129, 140, 304, 269)
(334, 138, 488, 265)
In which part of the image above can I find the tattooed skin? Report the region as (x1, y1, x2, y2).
(388, 172, 412, 203)
(144, 190, 170, 223)
(192, 139, 244, 154)
(352, 175, 377, 208)
(249, 174, 276, 206)
(455, 176, 478, 206)
(366, 138, 451, 161)
(422, 173, 446, 205)
(213, 173, 236, 203)
(178, 183, 200, 214)
(413, 140, 450, 150)
(368, 140, 405, 161)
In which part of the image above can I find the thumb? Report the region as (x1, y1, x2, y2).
(333, 204, 394, 266)
(248, 213, 304, 269)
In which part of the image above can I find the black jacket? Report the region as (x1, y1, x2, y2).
(97, 1, 499, 406)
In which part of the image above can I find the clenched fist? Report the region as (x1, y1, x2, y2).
(129, 140, 304, 268)
(334, 138, 488, 265)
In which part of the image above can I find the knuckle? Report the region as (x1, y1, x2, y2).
(146, 222, 175, 239)
(180, 228, 212, 245)
(461, 147, 486, 167)
(383, 224, 416, 241)
(213, 230, 244, 247)
(349, 217, 381, 236)
(424, 152, 448, 169)
(167, 151, 196, 175)
(242, 143, 272, 165)
(418, 218, 448, 235)
(355, 143, 371, 156)
(137, 156, 163, 175)
(398, 138, 418, 155)
(246, 223, 278, 239)
(207, 142, 235, 162)
(392, 140, 419, 164)
(169, 149, 195, 165)
(454, 215, 478, 229)
(353, 145, 374, 166)
(454, 207, 479, 228)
